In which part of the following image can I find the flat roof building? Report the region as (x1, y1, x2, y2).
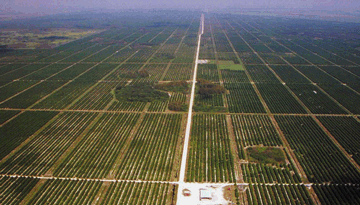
(199, 189, 212, 201)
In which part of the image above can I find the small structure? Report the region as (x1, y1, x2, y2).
(182, 189, 191, 197)
(199, 188, 212, 201)
(198, 59, 209, 64)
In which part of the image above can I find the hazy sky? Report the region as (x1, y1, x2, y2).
(1, 0, 360, 14)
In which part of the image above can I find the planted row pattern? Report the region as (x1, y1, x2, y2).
(102, 182, 174, 205)
(54, 113, 139, 178)
(116, 114, 182, 181)
(275, 116, 360, 183)
(0, 112, 97, 175)
(187, 114, 235, 182)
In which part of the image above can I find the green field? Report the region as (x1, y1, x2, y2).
(218, 60, 245, 70)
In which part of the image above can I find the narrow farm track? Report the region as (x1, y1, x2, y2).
(178, 14, 204, 183)
(176, 13, 204, 205)
(1, 106, 359, 127)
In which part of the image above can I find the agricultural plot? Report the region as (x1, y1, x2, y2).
(294, 65, 340, 84)
(0, 81, 66, 109)
(266, 43, 290, 53)
(245, 44, 270, 54)
(38, 43, 97, 62)
(299, 53, 335, 66)
(238, 52, 264, 64)
(231, 115, 282, 147)
(0, 176, 39, 205)
(213, 34, 233, 53)
(228, 36, 252, 53)
(314, 43, 360, 64)
(295, 42, 355, 66)
(137, 63, 167, 83)
(109, 100, 147, 112)
(0, 112, 97, 175)
(105, 63, 143, 82)
(0, 64, 49, 82)
(281, 53, 311, 65)
(115, 114, 182, 181)
(195, 93, 224, 108)
(173, 44, 196, 63)
(344, 66, 360, 77)
(150, 51, 177, 63)
(27, 179, 102, 205)
(197, 64, 219, 82)
(22, 63, 72, 80)
(220, 70, 249, 83)
(218, 60, 244, 71)
(127, 48, 158, 62)
(0, 110, 20, 124)
(258, 53, 286, 64)
(278, 43, 332, 65)
(246, 65, 281, 83)
(147, 100, 168, 112)
(0, 111, 58, 160)
(313, 184, 360, 205)
(256, 83, 306, 114)
(75, 63, 118, 82)
(319, 65, 360, 84)
(246, 184, 314, 205)
(319, 83, 360, 114)
(47, 63, 95, 81)
(105, 47, 137, 62)
(102, 182, 175, 205)
(0, 80, 38, 102)
(248, 44, 272, 53)
(0, 63, 30, 76)
(60, 45, 108, 62)
(83, 45, 122, 62)
(347, 83, 360, 93)
(270, 65, 310, 84)
(275, 116, 360, 183)
(317, 116, 360, 165)
(54, 113, 139, 178)
(287, 84, 347, 114)
(69, 82, 119, 110)
(199, 36, 215, 59)
(163, 63, 193, 81)
(150, 29, 176, 45)
(0, 48, 51, 61)
(242, 163, 301, 183)
(225, 83, 265, 113)
(231, 115, 282, 159)
(117, 32, 146, 44)
(187, 114, 235, 182)
(217, 52, 239, 62)
(169, 92, 187, 103)
(33, 82, 96, 109)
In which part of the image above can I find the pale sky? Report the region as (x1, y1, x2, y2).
(1, 0, 360, 15)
